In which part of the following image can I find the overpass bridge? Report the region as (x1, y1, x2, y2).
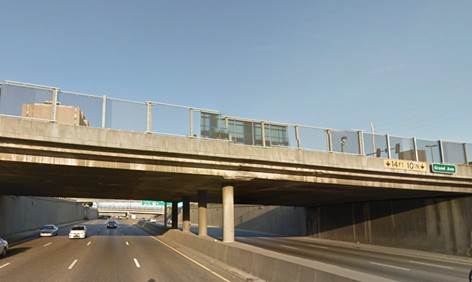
(71, 199, 165, 216)
(0, 80, 471, 243)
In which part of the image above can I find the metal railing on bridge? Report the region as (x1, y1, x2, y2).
(0, 80, 470, 166)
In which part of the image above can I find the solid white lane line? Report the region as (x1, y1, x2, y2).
(370, 261, 411, 271)
(279, 244, 298, 250)
(68, 259, 78, 270)
(133, 258, 141, 268)
(43, 242, 52, 247)
(86, 241, 92, 246)
(0, 262, 10, 269)
(408, 260, 454, 270)
(313, 245, 329, 250)
(126, 241, 130, 246)
(152, 237, 230, 282)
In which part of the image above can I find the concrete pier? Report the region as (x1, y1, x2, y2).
(222, 185, 235, 243)
(163, 202, 168, 227)
(198, 190, 208, 237)
(171, 201, 178, 229)
(182, 197, 190, 232)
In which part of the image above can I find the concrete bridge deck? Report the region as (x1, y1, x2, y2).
(0, 115, 471, 206)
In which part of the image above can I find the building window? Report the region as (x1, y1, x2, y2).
(200, 111, 289, 147)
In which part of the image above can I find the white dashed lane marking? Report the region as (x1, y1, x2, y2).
(133, 258, 141, 268)
(370, 261, 411, 271)
(0, 262, 10, 269)
(68, 259, 78, 270)
(279, 244, 298, 250)
(126, 241, 130, 246)
(43, 242, 52, 247)
(408, 260, 454, 270)
(86, 241, 92, 246)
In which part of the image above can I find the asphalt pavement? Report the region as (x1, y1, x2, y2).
(0, 219, 241, 282)
(4, 219, 470, 282)
(186, 225, 472, 282)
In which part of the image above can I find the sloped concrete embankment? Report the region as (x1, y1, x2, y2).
(0, 195, 98, 242)
(138, 221, 393, 282)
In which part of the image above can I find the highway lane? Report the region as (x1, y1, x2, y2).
(189, 225, 472, 282)
(0, 220, 241, 282)
(238, 236, 470, 282)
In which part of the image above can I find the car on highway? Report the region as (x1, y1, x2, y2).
(39, 224, 59, 237)
(68, 225, 87, 239)
(106, 220, 118, 229)
(0, 237, 8, 257)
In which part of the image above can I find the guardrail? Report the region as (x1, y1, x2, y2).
(0, 80, 470, 166)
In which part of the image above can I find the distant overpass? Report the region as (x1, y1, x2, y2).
(71, 199, 164, 215)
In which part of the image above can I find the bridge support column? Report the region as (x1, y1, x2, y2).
(222, 185, 234, 243)
(198, 190, 208, 237)
(163, 202, 168, 227)
(182, 197, 191, 232)
(171, 201, 178, 229)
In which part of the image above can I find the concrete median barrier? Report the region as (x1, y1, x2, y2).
(138, 221, 394, 282)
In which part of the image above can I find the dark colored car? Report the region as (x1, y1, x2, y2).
(106, 221, 118, 229)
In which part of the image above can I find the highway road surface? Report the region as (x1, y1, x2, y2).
(189, 225, 472, 282)
(0, 220, 243, 282)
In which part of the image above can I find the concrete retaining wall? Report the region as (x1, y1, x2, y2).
(0, 196, 98, 241)
(189, 204, 306, 236)
(306, 195, 472, 257)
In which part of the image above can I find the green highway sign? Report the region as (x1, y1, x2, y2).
(431, 163, 456, 174)
(141, 200, 165, 206)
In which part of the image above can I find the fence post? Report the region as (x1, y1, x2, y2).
(439, 140, 445, 163)
(224, 117, 231, 141)
(295, 126, 301, 149)
(146, 101, 152, 133)
(358, 131, 365, 155)
(386, 134, 392, 159)
(268, 123, 272, 147)
(413, 137, 419, 161)
(326, 129, 333, 152)
(101, 95, 107, 128)
(188, 108, 193, 137)
(261, 121, 266, 147)
(51, 88, 59, 122)
(464, 143, 469, 165)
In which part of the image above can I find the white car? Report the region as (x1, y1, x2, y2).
(40, 224, 59, 237)
(0, 237, 8, 257)
(69, 225, 87, 239)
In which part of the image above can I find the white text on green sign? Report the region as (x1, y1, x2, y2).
(431, 163, 456, 174)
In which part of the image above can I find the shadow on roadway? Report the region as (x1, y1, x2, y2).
(3, 247, 30, 258)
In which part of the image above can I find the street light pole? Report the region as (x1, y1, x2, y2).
(340, 136, 348, 153)
(370, 122, 376, 155)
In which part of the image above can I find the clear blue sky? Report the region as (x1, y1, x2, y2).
(0, 0, 470, 142)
